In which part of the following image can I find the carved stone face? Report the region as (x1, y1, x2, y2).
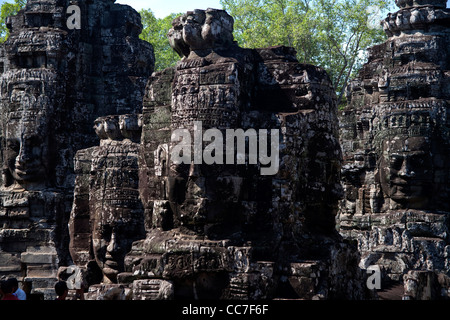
(93, 119, 107, 140)
(90, 145, 144, 283)
(104, 117, 121, 140)
(6, 128, 48, 184)
(378, 136, 433, 209)
(168, 9, 234, 57)
(119, 114, 141, 141)
(3, 84, 51, 188)
(168, 159, 246, 238)
(168, 162, 206, 228)
(92, 209, 142, 283)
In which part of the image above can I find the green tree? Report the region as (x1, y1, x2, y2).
(314, 0, 391, 106)
(0, 0, 26, 43)
(222, 0, 320, 64)
(221, 0, 393, 107)
(139, 9, 182, 71)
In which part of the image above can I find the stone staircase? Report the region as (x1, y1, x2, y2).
(21, 246, 59, 300)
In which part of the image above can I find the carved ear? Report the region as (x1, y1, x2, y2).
(2, 166, 13, 187)
(374, 166, 381, 184)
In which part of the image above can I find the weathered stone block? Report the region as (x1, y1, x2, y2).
(21, 252, 57, 265)
(0, 252, 22, 273)
(132, 279, 174, 300)
(86, 284, 132, 300)
(0, 0, 155, 298)
(337, 0, 450, 296)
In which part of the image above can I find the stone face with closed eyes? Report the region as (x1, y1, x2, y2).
(337, 0, 450, 299)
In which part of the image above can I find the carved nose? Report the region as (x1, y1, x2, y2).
(16, 148, 30, 165)
(398, 159, 415, 178)
(106, 232, 119, 254)
(189, 163, 200, 178)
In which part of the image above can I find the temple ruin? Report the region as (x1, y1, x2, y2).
(0, 0, 449, 300)
(338, 0, 450, 299)
(0, 0, 154, 299)
(70, 8, 367, 300)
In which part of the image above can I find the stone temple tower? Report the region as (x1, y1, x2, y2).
(0, 0, 154, 299)
(74, 8, 368, 300)
(338, 0, 450, 299)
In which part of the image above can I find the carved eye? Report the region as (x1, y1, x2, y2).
(32, 146, 42, 157)
(98, 225, 112, 243)
(389, 154, 403, 170)
(408, 154, 426, 169)
(28, 135, 42, 145)
(6, 139, 20, 152)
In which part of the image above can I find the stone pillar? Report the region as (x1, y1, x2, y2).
(338, 0, 450, 298)
(0, 0, 154, 299)
(68, 114, 145, 293)
(125, 9, 366, 300)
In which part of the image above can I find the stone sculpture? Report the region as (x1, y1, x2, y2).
(337, 0, 450, 299)
(105, 8, 367, 300)
(4, 0, 448, 301)
(0, 0, 154, 299)
(69, 114, 145, 288)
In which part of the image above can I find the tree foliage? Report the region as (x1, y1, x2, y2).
(139, 9, 182, 71)
(0, 0, 26, 43)
(0, 0, 395, 106)
(221, 0, 393, 107)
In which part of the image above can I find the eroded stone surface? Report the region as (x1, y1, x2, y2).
(337, 0, 450, 298)
(4, 1, 448, 301)
(119, 9, 366, 300)
(0, 0, 154, 299)
(69, 114, 145, 285)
